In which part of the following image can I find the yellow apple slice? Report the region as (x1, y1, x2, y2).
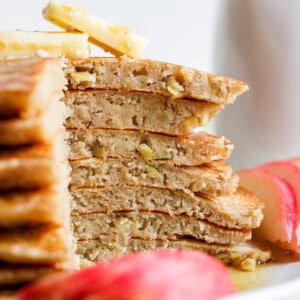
(0, 31, 90, 60)
(43, 1, 149, 58)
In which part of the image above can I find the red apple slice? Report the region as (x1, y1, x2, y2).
(238, 168, 296, 243)
(19, 249, 235, 300)
(259, 161, 300, 253)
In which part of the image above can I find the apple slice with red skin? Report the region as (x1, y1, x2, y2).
(238, 168, 296, 244)
(259, 161, 300, 254)
(19, 249, 235, 300)
(289, 157, 300, 168)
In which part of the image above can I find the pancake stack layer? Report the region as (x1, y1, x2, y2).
(65, 56, 271, 271)
(0, 58, 75, 288)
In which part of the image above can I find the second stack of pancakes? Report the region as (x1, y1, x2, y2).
(66, 56, 270, 270)
(0, 58, 75, 287)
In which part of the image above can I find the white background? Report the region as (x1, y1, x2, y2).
(0, 0, 220, 72)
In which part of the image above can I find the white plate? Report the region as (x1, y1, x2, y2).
(226, 245, 300, 299)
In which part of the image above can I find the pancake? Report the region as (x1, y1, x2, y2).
(0, 188, 69, 228)
(68, 129, 233, 166)
(64, 90, 222, 135)
(0, 264, 64, 287)
(71, 186, 263, 230)
(0, 226, 73, 265)
(0, 58, 66, 118)
(70, 158, 238, 196)
(0, 135, 69, 191)
(66, 56, 248, 104)
(77, 238, 271, 272)
(0, 95, 65, 146)
(72, 211, 251, 245)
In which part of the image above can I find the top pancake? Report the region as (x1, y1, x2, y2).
(66, 56, 248, 105)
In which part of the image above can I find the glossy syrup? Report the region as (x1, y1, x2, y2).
(228, 243, 299, 292)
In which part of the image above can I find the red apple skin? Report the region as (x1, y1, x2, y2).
(19, 250, 235, 300)
(259, 161, 300, 253)
(238, 168, 296, 244)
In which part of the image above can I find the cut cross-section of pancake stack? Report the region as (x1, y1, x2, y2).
(65, 56, 271, 271)
(0, 58, 76, 288)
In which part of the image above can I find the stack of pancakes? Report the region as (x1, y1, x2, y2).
(65, 56, 271, 271)
(0, 55, 271, 286)
(0, 58, 75, 288)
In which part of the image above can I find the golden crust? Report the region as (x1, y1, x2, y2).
(0, 94, 65, 146)
(0, 58, 66, 118)
(0, 188, 67, 227)
(0, 226, 70, 265)
(0, 143, 65, 191)
(0, 263, 66, 287)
